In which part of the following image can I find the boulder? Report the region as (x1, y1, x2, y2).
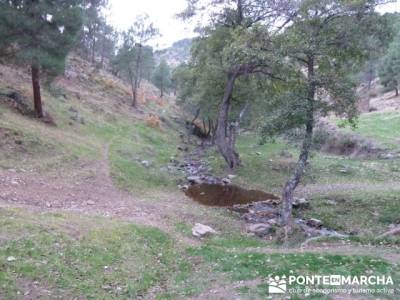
(222, 178, 231, 184)
(247, 223, 271, 237)
(141, 160, 151, 168)
(293, 197, 310, 209)
(306, 218, 323, 228)
(192, 223, 217, 238)
(187, 176, 202, 184)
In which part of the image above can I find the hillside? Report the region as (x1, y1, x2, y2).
(1, 56, 400, 299)
(155, 39, 192, 68)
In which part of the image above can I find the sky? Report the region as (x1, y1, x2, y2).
(108, 0, 196, 49)
(108, 0, 400, 50)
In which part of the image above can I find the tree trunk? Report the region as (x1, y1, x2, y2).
(31, 64, 43, 118)
(395, 87, 399, 97)
(215, 71, 241, 169)
(160, 79, 164, 98)
(281, 56, 315, 231)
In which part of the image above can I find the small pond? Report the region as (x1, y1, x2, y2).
(185, 183, 280, 207)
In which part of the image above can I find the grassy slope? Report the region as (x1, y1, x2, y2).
(1, 58, 400, 299)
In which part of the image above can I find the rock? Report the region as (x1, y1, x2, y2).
(227, 174, 237, 180)
(255, 152, 262, 156)
(141, 160, 151, 168)
(293, 197, 310, 209)
(326, 199, 337, 206)
(86, 200, 95, 205)
(378, 153, 397, 160)
(178, 184, 189, 191)
(187, 176, 202, 184)
(65, 69, 78, 79)
(222, 178, 231, 184)
(192, 223, 217, 237)
(247, 223, 271, 237)
(45, 202, 52, 208)
(267, 218, 279, 226)
(231, 205, 250, 214)
(306, 218, 323, 228)
(7, 256, 16, 262)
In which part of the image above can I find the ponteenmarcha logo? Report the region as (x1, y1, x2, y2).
(268, 275, 287, 294)
(267, 274, 394, 295)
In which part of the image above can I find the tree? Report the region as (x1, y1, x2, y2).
(0, 0, 83, 118)
(261, 0, 387, 232)
(113, 15, 158, 107)
(379, 32, 400, 96)
(153, 60, 171, 97)
(97, 21, 118, 68)
(78, 0, 109, 63)
(180, 0, 296, 168)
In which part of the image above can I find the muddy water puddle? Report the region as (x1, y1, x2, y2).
(185, 183, 280, 207)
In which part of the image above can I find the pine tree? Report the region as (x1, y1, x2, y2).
(153, 60, 171, 98)
(0, 0, 83, 118)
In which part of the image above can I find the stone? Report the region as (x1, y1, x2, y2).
(326, 199, 337, 206)
(267, 218, 278, 226)
(187, 176, 202, 184)
(10, 180, 19, 186)
(7, 256, 16, 262)
(227, 174, 237, 180)
(86, 200, 95, 205)
(192, 223, 217, 237)
(293, 197, 310, 209)
(379, 153, 397, 160)
(306, 218, 323, 228)
(178, 184, 189, 191)
(247, 223, 271, 237)
(141, 160, 151, 168)
(222, 178, 231, 184)
(255, 152, 262, 156)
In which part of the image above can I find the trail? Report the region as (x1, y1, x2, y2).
(0, 143, 202, 246)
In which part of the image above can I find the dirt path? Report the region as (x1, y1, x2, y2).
(0, 144, 204, 246)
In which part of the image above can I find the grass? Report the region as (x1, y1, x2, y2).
(0, 208, 188, 299)
(339, 112, 400, 149)
(298, 190, 400, 238)
(206, 132, 400, 194)
(188, 242, 400, 299)
(0, 62, 181, 195)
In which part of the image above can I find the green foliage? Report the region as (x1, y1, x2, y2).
(152, 59, 171, 97)
(112, 15, 158, 94)
(261, 1, 387, 141)
(0, 0, 83, 76)
(379, 30, 400, 95)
